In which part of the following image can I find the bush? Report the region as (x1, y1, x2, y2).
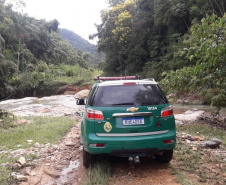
(0, 109, 15, 129)
(160, 14, 226, 110)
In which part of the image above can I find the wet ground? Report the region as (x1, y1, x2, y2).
(173, 104, 226, 115)
(109, 157, 180, 185)
(1, 95, 223, 185)
(19, 123, 179, 185)
(0, 95, 84, 118)
(19, 125, 84, 185)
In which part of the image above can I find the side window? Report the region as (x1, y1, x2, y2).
(87, 86, 97, 106)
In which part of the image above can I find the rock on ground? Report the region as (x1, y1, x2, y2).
(205, 138, 222, 149)
(175, 110, 205, 122)
(74, 89, 90, 99)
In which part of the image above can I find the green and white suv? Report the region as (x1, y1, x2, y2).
(77, 76, 176, 168)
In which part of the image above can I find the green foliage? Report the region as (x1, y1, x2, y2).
(59, 28, 97, 54)
(0, 1, 100, 100)
(0, 116, 75, 184)
(174, 123, 226, 184)
(0, 167, 10, 185)
(83, 161, 112, 185)
(35, 61, 49, 72)
(160, 14, 226, 108)
(0, 109, 15, 129)
(0, 116, 75, 150)
(177, 123, 226, 144)
(159, 67, 194, 94)
(6, 64, 94, 97)
(94, 0, 225, 79)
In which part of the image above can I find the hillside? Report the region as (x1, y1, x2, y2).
(59, 28, 97, 54)
(0, 1, 99, 100)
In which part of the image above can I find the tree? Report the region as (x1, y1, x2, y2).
(160, 14, 226, 111)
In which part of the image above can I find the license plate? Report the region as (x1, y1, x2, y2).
(123, 117, 144, 125)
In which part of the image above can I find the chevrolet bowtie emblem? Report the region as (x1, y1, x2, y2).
(127, 107, 139, 112)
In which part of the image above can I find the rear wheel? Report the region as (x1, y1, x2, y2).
(83, 148, 96, 168)
(154, 150, 173, 163)
(80, 134, 83, 145)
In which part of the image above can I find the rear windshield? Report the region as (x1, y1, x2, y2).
(89, 84, 168, 107)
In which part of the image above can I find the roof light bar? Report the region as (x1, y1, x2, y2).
(123, 82, 136, 85)
(94, 75, 139, 81)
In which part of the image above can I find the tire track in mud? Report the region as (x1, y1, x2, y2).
(20, 123, 179, 185)
(108, 156, 180, 185)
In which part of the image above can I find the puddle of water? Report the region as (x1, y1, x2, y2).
(56, 160, 80, 185)
(61, 160, 80, 175)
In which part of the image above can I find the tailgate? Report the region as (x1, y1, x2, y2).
(94, 105, 167, 135)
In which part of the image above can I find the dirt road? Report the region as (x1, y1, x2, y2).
(20, 124, 84, 185)
(20, 123, 179, 185)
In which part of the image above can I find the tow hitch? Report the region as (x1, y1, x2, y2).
(128, 156, 140, 164)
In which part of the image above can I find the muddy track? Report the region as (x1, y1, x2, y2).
(19, 122, 179, 185)
(0, 95, 181, 185)
(20, 124, 84, 185)
(110, 157, 179, 185)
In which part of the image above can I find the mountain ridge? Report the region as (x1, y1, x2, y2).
(59, 28, 97, 54)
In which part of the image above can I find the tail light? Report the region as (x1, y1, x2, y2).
(86, 108, 104, 120)
(163, 140, 175, 144)
(161, 106, 174, 117)
(89, 143, 105, 147)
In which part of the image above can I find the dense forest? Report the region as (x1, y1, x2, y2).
(0, 0, 101, 100)
(93, 0, 226, 109)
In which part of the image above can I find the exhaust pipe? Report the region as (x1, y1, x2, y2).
(128, 156, 140, 164)
(134, 156, 140, 164)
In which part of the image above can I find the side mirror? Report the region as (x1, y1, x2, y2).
(76, 99, 86, 105)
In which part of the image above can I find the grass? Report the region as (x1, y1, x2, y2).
(0, 117, 75, 150)
(174, 171, 197, 185)
(173, 122, 226, 185)
(0, 116, 76, 184)
(82, 161, 112, 185)
(0, 167, 9, 185)
(0, 113, 15, 129)
(176, 123, 226, 144)
(52, 65, 100, 86)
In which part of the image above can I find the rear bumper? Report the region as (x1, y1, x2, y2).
(83, 130, 176, 155)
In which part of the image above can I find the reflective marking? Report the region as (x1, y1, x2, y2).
(96, 130, 169, 137)
(112, 112, 153, 118)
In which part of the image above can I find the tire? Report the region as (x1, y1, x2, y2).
(83, 148, 96, 168)
(80, 134, 83, 145)
(154, 150, 173, 163)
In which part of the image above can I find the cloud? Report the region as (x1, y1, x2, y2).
(20, 0, 108, 44)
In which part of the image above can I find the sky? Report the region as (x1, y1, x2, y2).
(10, 0, 109, 44)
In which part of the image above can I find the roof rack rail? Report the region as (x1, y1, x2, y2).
(142, 78, 155, 82)
(94, 75, 139, 81)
